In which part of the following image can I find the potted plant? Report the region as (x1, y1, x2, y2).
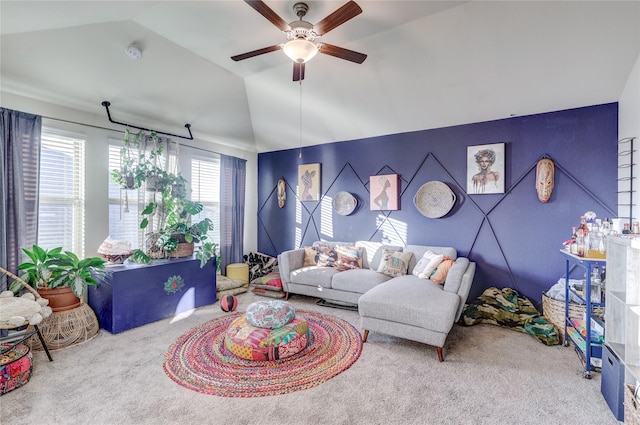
(130, 173, 218, 268)
(110, 129, 165, 190)
(11, 245, 107, 312)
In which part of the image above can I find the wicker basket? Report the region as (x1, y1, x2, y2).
(542, 292, 604, 340)
(167, 242, 194, 258)
(625, 384, 640, 425)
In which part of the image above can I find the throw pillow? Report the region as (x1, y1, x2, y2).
(303, 247, 318, 266)
(412, 250, 444, 279)
(430, 257, 454, 284)
(377, 249, 413, 278)
(333, 246, 363, 271)
(315, 244, 338, 267)
(244, 252, 278, 282)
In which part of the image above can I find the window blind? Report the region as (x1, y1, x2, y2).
(191, 155, 220, 246)
(108, 141, 142, 249)
(38, 128, 85, 255)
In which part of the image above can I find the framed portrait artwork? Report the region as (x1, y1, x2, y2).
(467, 143, 505, 194)
(298, 163, 321, 201)
(370, 174, 399, 210)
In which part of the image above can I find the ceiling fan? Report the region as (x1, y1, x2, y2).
(231, 0, 367, 81)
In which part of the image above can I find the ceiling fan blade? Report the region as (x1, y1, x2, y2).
(244, 0, 290, 32)
(231, 44, 282, 62)
(314, 1, 362, 36)
(293, 62, 305, 82)
(319, 43, 367, 64)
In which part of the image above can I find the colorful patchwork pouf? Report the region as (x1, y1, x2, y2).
(0, 343, 33, 395)
(225, 301, 309, 361)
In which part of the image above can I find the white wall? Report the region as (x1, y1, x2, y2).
(618, 52, 640, 226)
(1, 92, 258, 257)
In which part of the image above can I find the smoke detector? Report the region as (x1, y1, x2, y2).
(125, 44, 142, 60)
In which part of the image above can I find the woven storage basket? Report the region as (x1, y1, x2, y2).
(625, 384, 640, 425)
(168, 242, 194, 258)
(27, 303, 99, 351)
(542, 292, 604, 340)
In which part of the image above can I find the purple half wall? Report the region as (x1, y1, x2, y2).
(257, 103, 618, 306)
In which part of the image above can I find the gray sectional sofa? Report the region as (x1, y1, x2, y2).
(277, 241, 476, 361)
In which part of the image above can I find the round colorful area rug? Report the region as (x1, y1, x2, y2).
(163, 309, 363, 397)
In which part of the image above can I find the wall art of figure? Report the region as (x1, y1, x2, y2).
(277, 178, 286, 208)
(467, 143, 505, 194)
(370, 174, 399, 210)
(535, 157, 554, 202)
(298, 163, 321, 201)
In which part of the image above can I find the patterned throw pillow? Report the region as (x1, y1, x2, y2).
(244, 252, 278, 282)
(430, 257, 454, 284)
(377, 249, 413, 277)
(333, 246, 363, 271)
(303, 247, 318, 266)
(412, 250, 444, 279)
(315, 244, 338, 267)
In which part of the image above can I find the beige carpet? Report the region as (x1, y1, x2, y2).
(2, 291, 619, 425)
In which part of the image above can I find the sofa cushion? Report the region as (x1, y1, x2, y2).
(331, 268, 392, 293)
(404, 246, 457, 274)
(412, 250, 444, 279)
(377, 249, 413, 277)
(290, 266, 339, 289)
(358, 275, 459, 334)
(333, 245, 363, 271)
(442, 257, 470, 293)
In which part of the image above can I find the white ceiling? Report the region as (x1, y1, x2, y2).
(1, 1, 639, 153)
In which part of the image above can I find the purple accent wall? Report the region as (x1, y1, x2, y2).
(257, 103, 618, 305)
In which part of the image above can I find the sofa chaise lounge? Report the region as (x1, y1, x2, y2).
(278, 241, 476, 360)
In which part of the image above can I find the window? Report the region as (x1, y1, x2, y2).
(191, 154, 220, 247)
(108, 141, 142, 249)
(37, 128, 85, 255)
(108, 141, 220, 249)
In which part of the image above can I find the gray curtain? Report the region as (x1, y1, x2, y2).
(220, 154, 246, 274)
(0, 108, 42, 288)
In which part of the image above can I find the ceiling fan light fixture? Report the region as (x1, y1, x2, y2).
(283, 39, 318, 63)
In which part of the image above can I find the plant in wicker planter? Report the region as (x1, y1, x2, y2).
(130, 177, 218, 268)
(11, 245, 107, 311)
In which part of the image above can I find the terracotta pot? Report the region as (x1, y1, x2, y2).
(38, 287, 81, 312)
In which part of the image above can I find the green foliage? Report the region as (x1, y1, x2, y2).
(12, 245, 106, 297)
(110, 130, 217, 269)
(110, 129, 164, 189)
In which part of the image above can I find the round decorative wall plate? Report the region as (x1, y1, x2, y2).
(413, 181, 456, 218)
(332, 192, 357, 216)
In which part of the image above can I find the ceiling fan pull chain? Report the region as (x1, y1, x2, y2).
(299, 81, 303, 159)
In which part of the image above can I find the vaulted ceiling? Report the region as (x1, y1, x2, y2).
(1, 1, 639, 153)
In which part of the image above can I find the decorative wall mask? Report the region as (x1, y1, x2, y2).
(277, 178, 286, 208)
(535, 157, 555, 203)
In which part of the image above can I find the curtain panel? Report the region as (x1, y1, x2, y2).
(0, 108, 42, 287)
(219, 155, 246, 274)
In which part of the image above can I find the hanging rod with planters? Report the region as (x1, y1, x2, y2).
(101, 101, 193, 140)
